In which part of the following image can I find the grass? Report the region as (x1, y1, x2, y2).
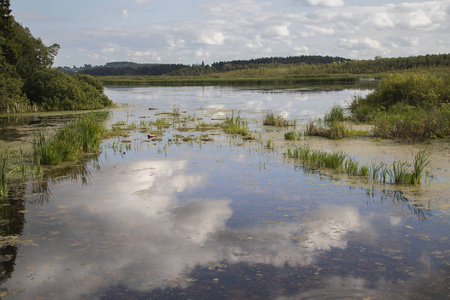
(221, 110, 252, 138)
(263, 110, 296, 127)
(33, 112, 108, 165)
(305, 104, 350, 140)
(285, 145, 431, 185)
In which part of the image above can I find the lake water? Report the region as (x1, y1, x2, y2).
(1, 86, 448, 299)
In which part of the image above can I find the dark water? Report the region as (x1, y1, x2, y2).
(0, 86, 448, 299)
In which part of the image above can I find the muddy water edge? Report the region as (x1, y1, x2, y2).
(0, 85, 449, 299)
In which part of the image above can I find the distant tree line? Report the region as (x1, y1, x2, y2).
(70, 63, 189, 76)
(0, 0, 112, 113)
(210, 55, 350, 71)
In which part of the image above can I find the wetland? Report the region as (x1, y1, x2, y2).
(0, 85, 449, 299)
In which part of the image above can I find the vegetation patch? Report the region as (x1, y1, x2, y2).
(263, 110, 296, 127)
(221, 111, 253, 139)
(33, 112, 108, 165)
(350, 73, 450, 141)
(285, 145, 431, 185)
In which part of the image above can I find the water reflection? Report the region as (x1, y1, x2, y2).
(3, 151, 445, 299)
(1, 86, 447, 299)
(105, 86, 372, 123)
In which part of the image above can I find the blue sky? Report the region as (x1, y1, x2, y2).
(10, 0, 450, 67)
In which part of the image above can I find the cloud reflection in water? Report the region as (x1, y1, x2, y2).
(12, 158, 363, 298)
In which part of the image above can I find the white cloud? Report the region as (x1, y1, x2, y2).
(122, 9, 129, 20)
(263, 25, 290, 37)
(194, 30, 225, 45)
(297, 0, 345, 7)
(33, 0, 450, 65)
(305, 24, 335, 35)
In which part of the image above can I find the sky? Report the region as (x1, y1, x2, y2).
(10, 0, 450, 67)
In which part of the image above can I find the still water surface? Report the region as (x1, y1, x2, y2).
(1, 86, 448, 299)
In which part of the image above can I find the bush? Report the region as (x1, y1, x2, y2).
(351, 73, 450, 140)
(26, 69, 112, 111)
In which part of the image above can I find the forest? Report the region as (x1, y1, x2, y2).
(71, 53, 450, 78)
(0, 0, 112, 113)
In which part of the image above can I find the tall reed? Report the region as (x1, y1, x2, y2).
(410, 148, 431, 184)
(33, 114, 106, 165)
(285, 145, 431, 185)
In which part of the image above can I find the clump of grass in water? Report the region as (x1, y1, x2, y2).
(263, 110, 296, 127)
(410, 148, 431, 184)
(285, 145, 431, 185)
(33, 114, 106, 165)
(284, 131, 303, 140)
(305, 104, 350, 140)
(221, 110, 251, 137)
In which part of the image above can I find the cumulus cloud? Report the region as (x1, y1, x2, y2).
(194, 30, 225, 45)
(45, 0, 450, 65)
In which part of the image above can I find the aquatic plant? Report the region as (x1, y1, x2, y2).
(285, 145, 431, 185)
(323, 104, 346, 123)
(33, 113, 107, 165)
(410, 148, 431, 184)
(284, 131, 296, 140)
(263, 110, 296, 127)
(305, 105, 349, 140)
(221, 110, 251, 137)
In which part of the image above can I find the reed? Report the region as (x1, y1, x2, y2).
(33, 114, 106, 165)
(285, 145, 430, 185)
(410, 148, 431, 184)
(391, 160, 411, 184)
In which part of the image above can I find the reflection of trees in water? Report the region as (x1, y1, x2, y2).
(0, 182, 26, 289)
(28, 155, 99, 205)
(0, 154, 99, 290)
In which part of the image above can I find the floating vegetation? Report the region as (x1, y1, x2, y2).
(263, 110, 296, 127)
(285, 145, 431, 185)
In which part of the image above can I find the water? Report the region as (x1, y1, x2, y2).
(0, 86, 448, 299)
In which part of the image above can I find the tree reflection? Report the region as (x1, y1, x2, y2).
(0, 183, 26, 290)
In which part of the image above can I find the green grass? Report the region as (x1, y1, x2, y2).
(33, 112, 108, 165)
(285, 145, 431, 185)
(221, 110, 252, 137)
(305, 104, 350, 140)
(263, 110, 296, 127)
(284, 131, 296, 140)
